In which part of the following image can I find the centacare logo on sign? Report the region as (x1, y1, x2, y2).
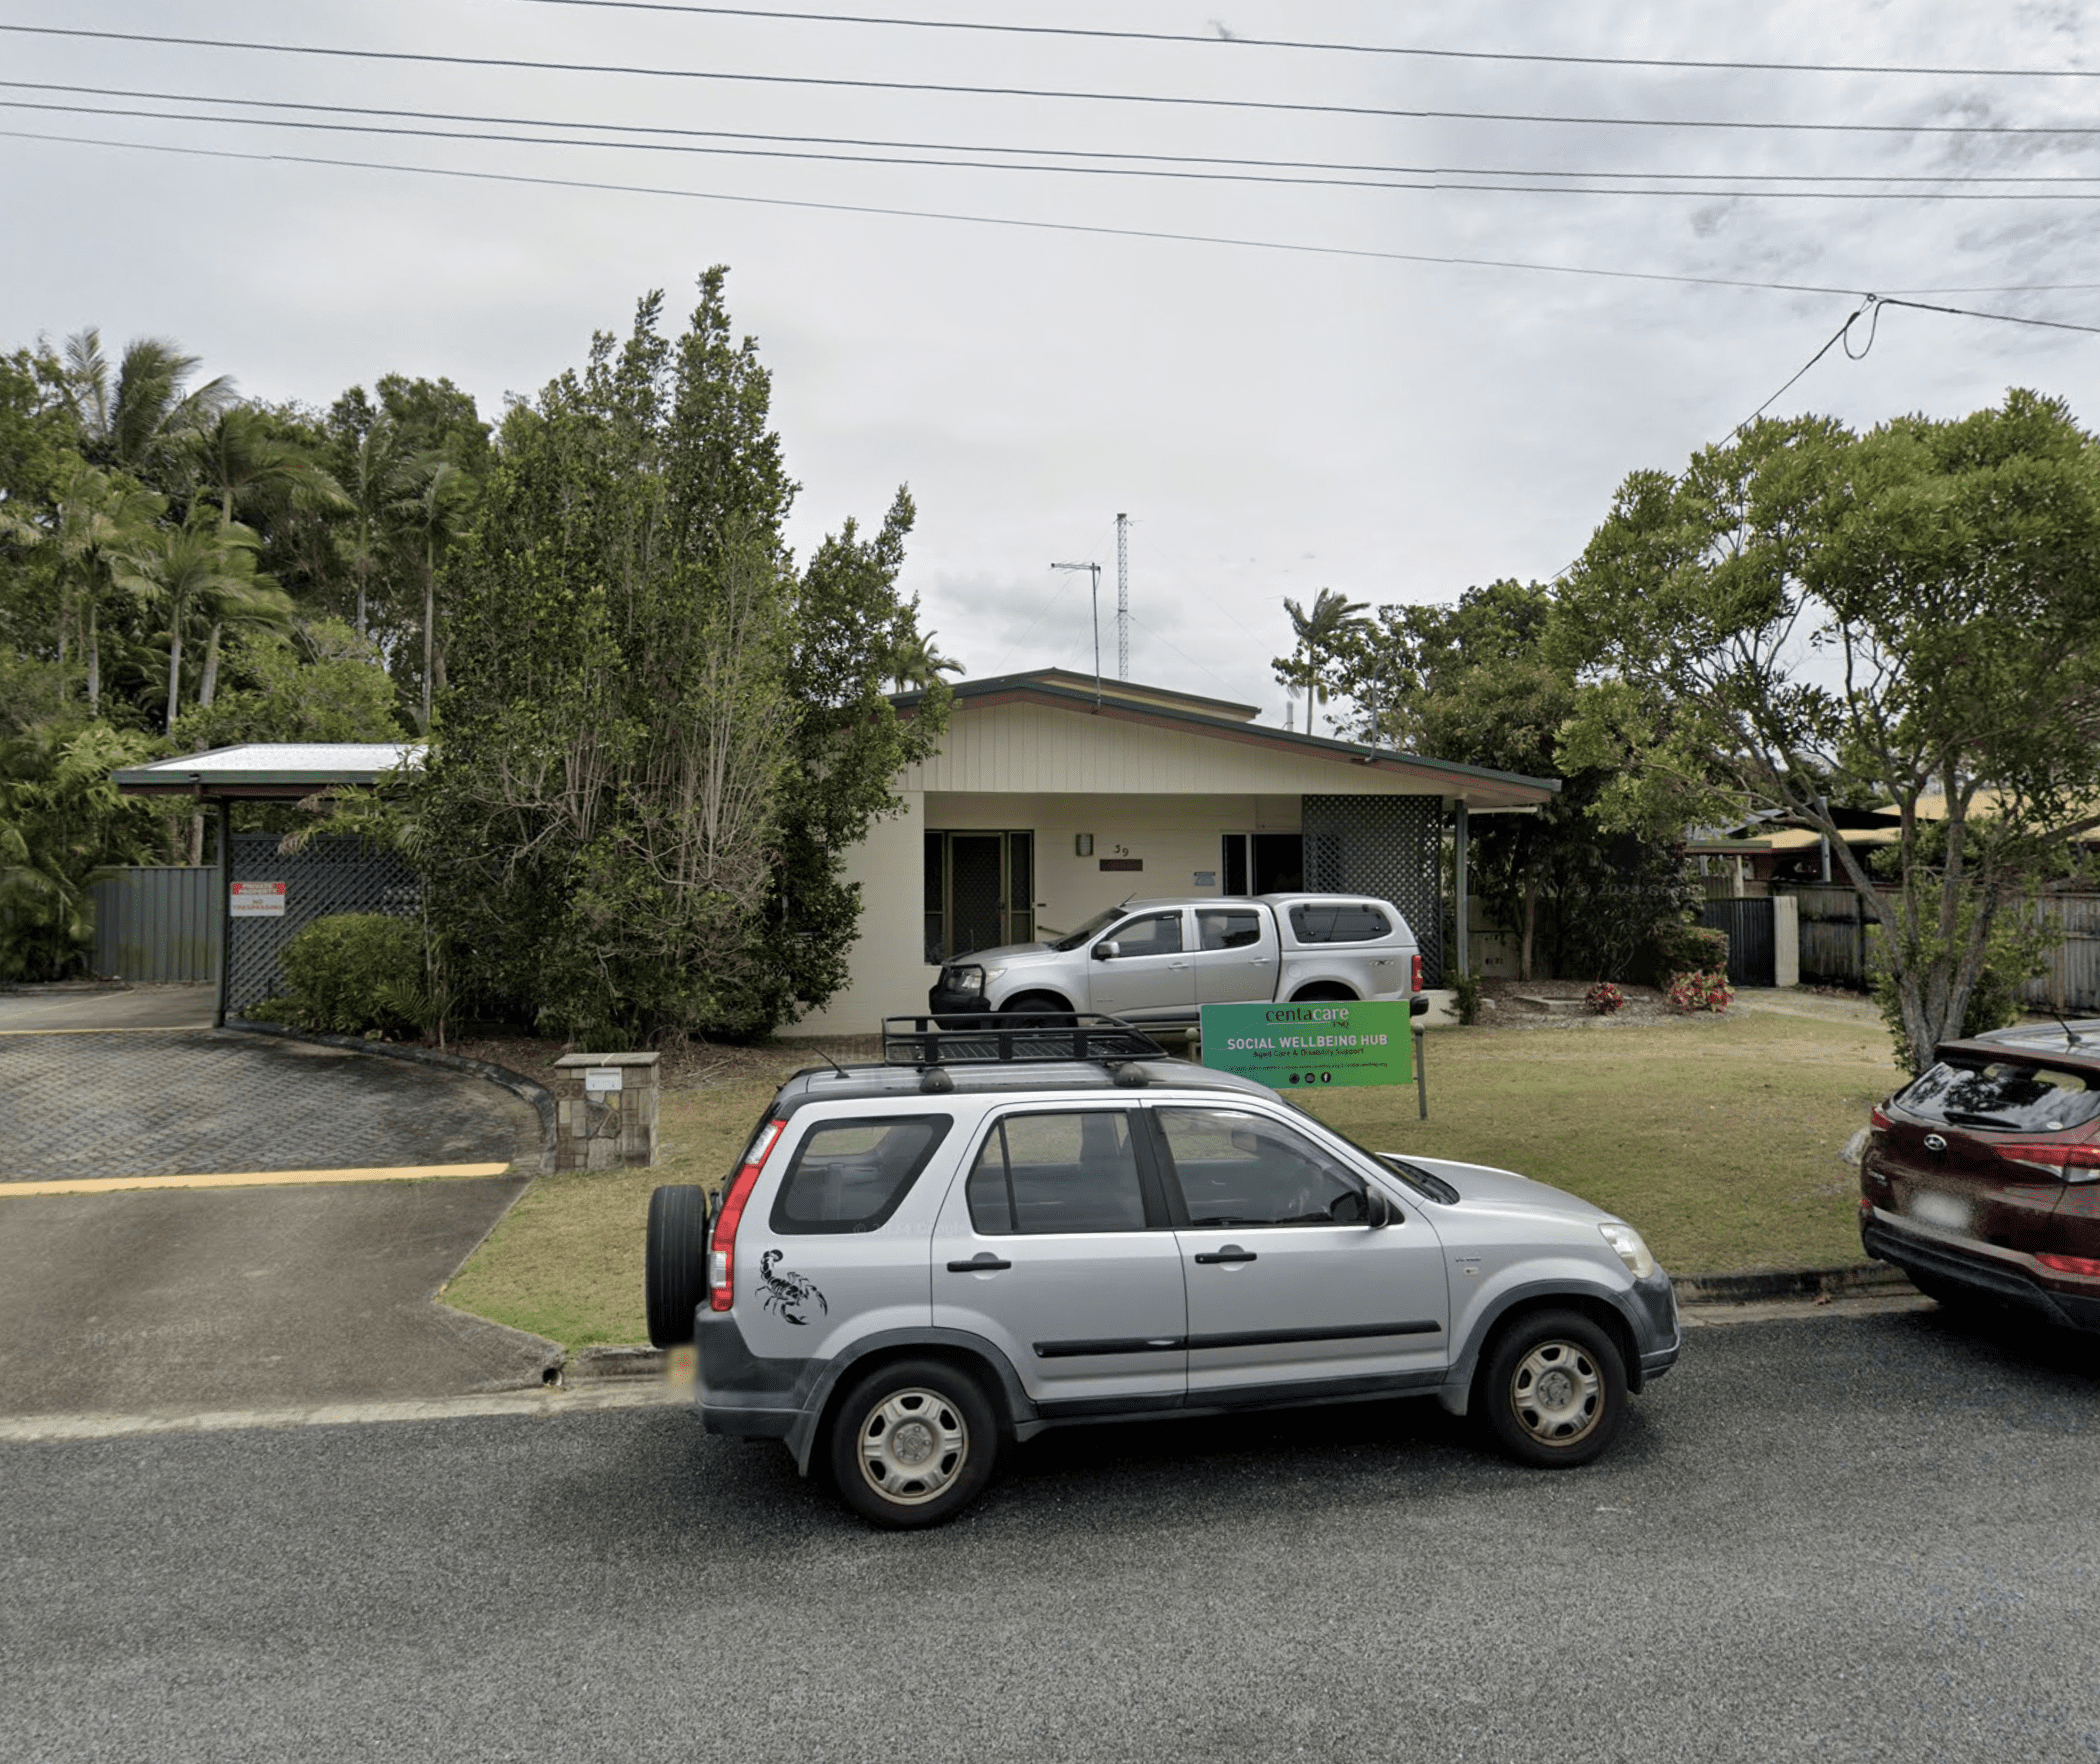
(1198, 998, 1414, 1089)
(229, 881, 287, 917)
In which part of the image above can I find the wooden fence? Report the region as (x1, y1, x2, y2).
(1779, 884, 2100, 1012)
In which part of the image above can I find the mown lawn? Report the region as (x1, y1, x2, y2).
(440, 1010, 1904, 1350)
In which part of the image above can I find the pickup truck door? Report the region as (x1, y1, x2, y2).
(1193, 906, 1280, 1005)
(1087, 908, 1197, 1020)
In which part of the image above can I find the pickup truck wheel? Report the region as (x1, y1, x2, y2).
(1477, 1308, 1626, 1467)
(1001, 992, 1069, 1027)
(643, 1184, 711, 1347)
(1290, 983, 1356, 1003)
(829, 1358, 998, 1529)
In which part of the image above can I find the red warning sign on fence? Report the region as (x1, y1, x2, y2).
(229, 881, 287, 918)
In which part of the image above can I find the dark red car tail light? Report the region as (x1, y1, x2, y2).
(1411, 953, 1425, 994)
(1992, 1143, 2100, 1177)
(2037, 1252, 2100, 1277)
(1870, 1104, 1893, 1131)
(708, 1119, 786, 1312)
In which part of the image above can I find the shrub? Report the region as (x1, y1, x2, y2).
(1450, 969, 1482, 1026)
(276, 912, 432, 1038)
(1648, 916, 1728, 984)
(1586, 981, 1626, 1015)
(1667, 969, 1733, 1013)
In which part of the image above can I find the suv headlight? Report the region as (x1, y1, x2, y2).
(947, 965, 985, 992)
(1598, 1223, 1656, 1280)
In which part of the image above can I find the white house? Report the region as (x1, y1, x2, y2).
(795, 669, 1558, 1034)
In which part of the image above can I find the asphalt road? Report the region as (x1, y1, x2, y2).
(5, 1307, 2098, 1764)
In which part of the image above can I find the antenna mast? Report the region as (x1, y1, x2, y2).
(1050, 560, 1104, 709)
(1115, 512, 1129, 680)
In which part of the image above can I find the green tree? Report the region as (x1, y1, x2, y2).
(1339, 580, 1687, 981)
(0, 719, 165, 980)
(1273, 588, 1370, 734)
(387, 451, 475, 732)
(55, 329, 235, 480)
(1554, 391, 2100, 1068)
(174, 618, 401, 748)
(886, 625, 964, 692)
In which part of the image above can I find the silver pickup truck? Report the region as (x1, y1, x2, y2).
(927, 893, 1425, 1027)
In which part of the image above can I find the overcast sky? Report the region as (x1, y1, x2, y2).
(6, 0, 2099, 722)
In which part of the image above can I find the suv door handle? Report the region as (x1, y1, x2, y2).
(946, 1255, 1012, 1272)
(1193, 1246, 1257, 1264)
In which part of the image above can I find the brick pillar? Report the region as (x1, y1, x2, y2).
(550, 1052, 661, 1171)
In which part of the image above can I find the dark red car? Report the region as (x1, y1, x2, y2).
(1858, 1021, 2100, 1330)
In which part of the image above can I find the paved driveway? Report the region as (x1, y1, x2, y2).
(0, 1018, 555, 1413)
(1, 1029, 538, 1181)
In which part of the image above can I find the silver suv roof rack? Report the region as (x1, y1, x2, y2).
(881, 1013, 1168, 1070)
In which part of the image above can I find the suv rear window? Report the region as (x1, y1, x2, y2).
(1894, 1059, 2100, 1134)
(769, 1115, 952, 1234)
(1288, 902, 1390, 943)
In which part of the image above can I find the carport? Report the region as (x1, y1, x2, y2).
(111, 743, 422, 1026)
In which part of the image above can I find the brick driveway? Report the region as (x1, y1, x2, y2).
(0, 1031, 539, 1181)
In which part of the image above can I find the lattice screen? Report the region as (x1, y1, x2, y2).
(226, 834, 419, 1013)
(1299, 795, 1445, 984)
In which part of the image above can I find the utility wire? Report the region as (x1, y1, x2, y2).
(504, 0, 2100, 80)
(0, 123, 1895, 295)
(13, 78, 2100, 187)
(17, 124, 2100, 323)
(19, 95, 2100, 198)
(8, 24, 2100, 136)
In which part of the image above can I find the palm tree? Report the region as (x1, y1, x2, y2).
(0, 458, 165, 713)
(337, 415, 403, 642)
(887, 628, 965, 692)
(59, 330, 236, 480)
(183, 407, 348, 703)
(388, 452, 476, 731)
(1274, 588, 1371, 735)
(115, 508, 287, 735)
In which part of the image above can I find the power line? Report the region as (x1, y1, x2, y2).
(8, 24, 2100, 136)
(16, 124, 2100, 325)
(13, 78, 2100, 189)
(22, 95, 2100, 199)
(504, 2, 2100, 80)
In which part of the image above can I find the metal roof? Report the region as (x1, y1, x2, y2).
(112, 742, 424, 799)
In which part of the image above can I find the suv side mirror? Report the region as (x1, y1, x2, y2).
(1093, 940, 1120, 961)
(1365, 1188, 1393, 1229)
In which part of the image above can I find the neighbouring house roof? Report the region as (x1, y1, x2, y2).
(893, 672, 1559, 808)
(112, 742, 424, 800)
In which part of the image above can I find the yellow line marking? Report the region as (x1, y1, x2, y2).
(0, 1163, 513, 1197)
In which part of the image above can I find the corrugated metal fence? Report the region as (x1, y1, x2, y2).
(1780, 884, 2100, 1011)
(90, 866, 220, 982)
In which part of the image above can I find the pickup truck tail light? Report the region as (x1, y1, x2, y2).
(2038, 1252, 2100, 1276)
(1410, 954, 1424, 994)
(709, 1118, 786, 1311)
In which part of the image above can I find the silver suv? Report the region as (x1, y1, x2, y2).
(646, 1018, 1680, 1528)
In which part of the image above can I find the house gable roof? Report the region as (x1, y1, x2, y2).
(894, 673, 1558, 807)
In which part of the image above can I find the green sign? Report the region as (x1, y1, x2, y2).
(1198, 999, 1415, 1090)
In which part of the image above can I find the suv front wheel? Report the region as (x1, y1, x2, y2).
(828, 1358, 999, 1528)
(1478, 1309, 1626, 1467)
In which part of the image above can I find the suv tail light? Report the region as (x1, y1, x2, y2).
(1411, 954, 1425, 994)
(709, 1118, 786, 1312)
(1870, 1104, 1892, 1131)
(1992, 1142, 2100, 1180)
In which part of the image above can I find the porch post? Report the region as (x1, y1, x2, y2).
(1452, 799, 1470, 984)
(214, 797, 231, 1028)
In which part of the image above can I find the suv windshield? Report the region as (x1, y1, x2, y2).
(1895, 1057, 2100, 1133)
(1049, 907, 1126, 952)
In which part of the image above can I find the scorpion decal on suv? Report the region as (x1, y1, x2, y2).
(756, 1250, 828, 1325)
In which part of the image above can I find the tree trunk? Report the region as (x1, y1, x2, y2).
(86, 599, 100, 713)
(164, 615, 185, 736)
(1520, 880, 1538, 983)
(198, 621, 224, 707)
(420, 558, 435, 732)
